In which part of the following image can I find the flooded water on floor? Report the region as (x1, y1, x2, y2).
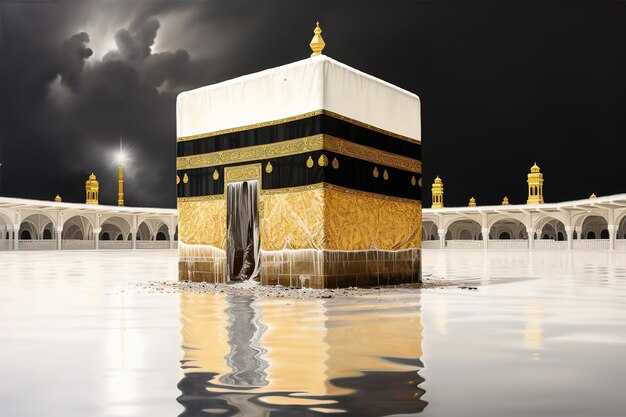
(0, 249, 625, 416)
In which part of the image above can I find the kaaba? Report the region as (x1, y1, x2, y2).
(177, 25, 421, 288)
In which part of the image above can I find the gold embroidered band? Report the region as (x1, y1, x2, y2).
(176, 134, 421, 173)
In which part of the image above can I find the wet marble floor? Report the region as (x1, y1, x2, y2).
(0, 249, 625, 416)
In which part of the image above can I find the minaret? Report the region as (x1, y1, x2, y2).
(468, 197, 476, 207)
(85, 173, 99, 204)
(431, 176, 444, 209)
(117, 139, 124, 206)
(527, 162, 544, 204)
(309, 21, 326, 56)
(117, 165, 124, 206)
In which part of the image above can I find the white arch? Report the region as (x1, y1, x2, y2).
(137, 217, 171, 240)
(422, 220, 438, 241)
(532, 212, 568, 231)
(534, 216, 567, 240)
(580, 215, 609, 240)
(136, 222, 152, 240)
(64, 225, 85, 240)
(155, 223, 170, 240)
(441, 213, 481, 231)
(446, 218, 481, 240)
(0, 211, 14, 242)
(100, 216, 132, 239)
(489, 217, 526, 240)
(486, 213, 526, 230)
(0, 210, 13, 226)
(42, 222, 54, 239)
(63, 215, 94, 240)
(19, 222, 37, 240)
(572, 211, 609, 231)
(19, 213, 57, 239)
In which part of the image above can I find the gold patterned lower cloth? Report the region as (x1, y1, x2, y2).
(178, 182, 421, 287)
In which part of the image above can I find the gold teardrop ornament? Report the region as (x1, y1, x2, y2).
(411, 176, 416, 186)
(265, 161, 273, 173)
(183, 173, 189, 184)
(418, 178, 422, 187)
(318, 154, 329, 167)
(383, 169, 389, 180)
(332, 157, 339, 169)
(176, 174, 180, 185)
(306, 155, 314, 168)
(213, 169, 220, 180)
(373, 166, 379, 178)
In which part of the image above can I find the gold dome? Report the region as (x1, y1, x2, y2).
(502, 196, 509, 205)
(469, 197, 476, 207)
(530, 162, 541, 173)
(86, 172, 98, 185)
(590, 193, 597, 199)
(54, 195, 62, 202)
(434, 176, 443, 184)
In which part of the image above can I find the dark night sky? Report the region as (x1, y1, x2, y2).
(0, 1, 624, 208)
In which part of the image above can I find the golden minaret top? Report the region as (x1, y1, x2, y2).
(431, 176, 444, 209)
(85, 173, 99, 205)
(54, 194, 62, 202)
(309, 21, 326, 56)
(527, 162, 544, 204)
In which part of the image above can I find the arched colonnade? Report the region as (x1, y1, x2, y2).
(0, 197, 178, 251)
(423, 194, 626, 251)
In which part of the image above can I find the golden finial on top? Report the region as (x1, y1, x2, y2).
(530, 162, 541, 173)
(590, 193, 597, 199)
(309, 21, 326, 56)
(54, 194, 62, 202)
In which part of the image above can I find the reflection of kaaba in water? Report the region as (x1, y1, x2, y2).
(177, 293, 428, 416)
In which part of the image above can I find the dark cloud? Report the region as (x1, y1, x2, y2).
(58, 32, 93, 91)
(114, 18, 160, 62)
(0, 1, 218, 207)
(0, 1, 624, 208)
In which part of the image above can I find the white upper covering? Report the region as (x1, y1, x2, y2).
(176, 55, 421, 141)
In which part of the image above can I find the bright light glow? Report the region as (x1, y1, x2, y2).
(116, 151, 128, 165)
(116, 138, 128, 165)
